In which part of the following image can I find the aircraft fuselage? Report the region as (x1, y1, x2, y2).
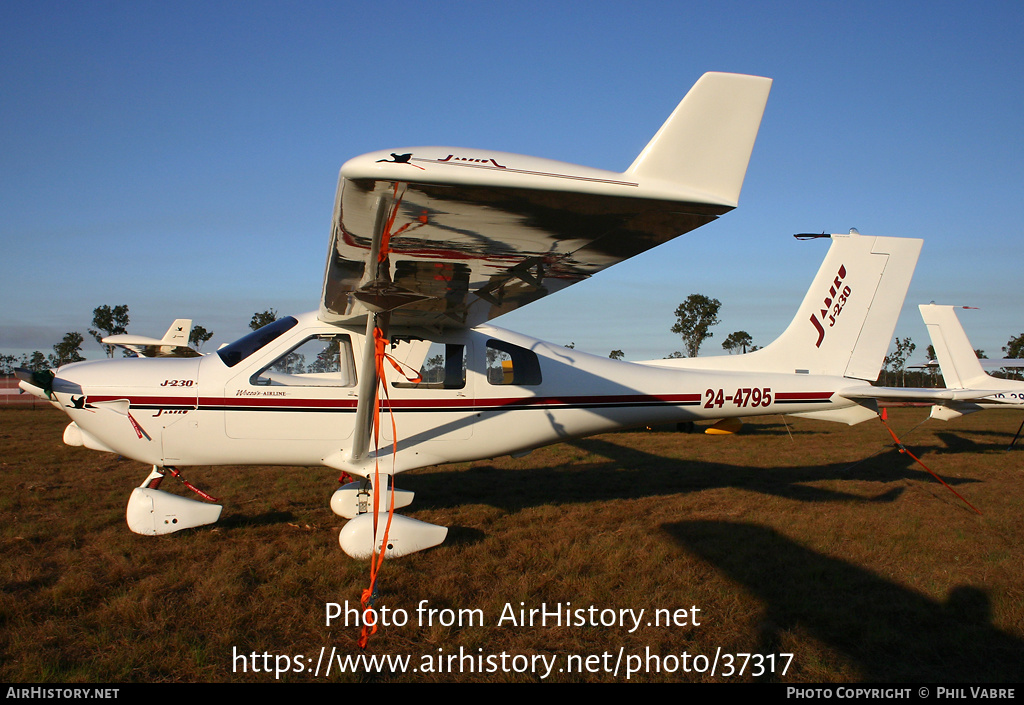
(45, 311, 861, 477)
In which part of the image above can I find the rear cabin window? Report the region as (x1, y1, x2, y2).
(486, 339, 541, 385)
(391, 339, 467, 390)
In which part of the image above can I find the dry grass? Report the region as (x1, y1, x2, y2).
(1, 407, 1022, 682)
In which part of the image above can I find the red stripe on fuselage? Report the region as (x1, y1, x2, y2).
(773, 391, 833, 403)
(83, 391, 835, 411)
(84, 392, 705, 411)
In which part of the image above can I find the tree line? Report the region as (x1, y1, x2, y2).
(599, 294, 758, 361)
(4, 300, 1020, 387)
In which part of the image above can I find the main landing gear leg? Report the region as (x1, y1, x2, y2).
(126, 465, 223, 535)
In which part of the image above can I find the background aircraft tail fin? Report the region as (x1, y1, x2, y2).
(625, 72, 772, 207)
(161, 319, 192, 347)
(919, 305, 989, 388)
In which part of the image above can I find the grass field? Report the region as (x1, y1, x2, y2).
(2, 406, 1022, 683)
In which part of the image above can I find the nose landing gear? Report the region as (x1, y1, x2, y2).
(126, 466, 222, 535)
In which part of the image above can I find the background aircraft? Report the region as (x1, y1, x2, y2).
(102, 319, 200, 358)
(920, 304, 1024, 424)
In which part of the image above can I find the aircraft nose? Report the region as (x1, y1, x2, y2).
(17, 366, 82, 394)
(15, 367, 84, 401)
(16, 362, 102, 402)
(15, 367, 54, 400)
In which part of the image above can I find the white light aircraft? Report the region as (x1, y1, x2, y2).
(920, 304, 1024, 421)
(17, 72, 959, 558)
(102, 319, 200, 358)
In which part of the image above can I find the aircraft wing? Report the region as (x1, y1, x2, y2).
(982, 359, 1024, 370)
(320, 72, 772, 330)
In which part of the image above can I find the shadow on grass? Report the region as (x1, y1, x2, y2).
(932, 430, 1017, 454)
(401, 435, 977, 514)
(643, 420, 828, 437)
(665, 520, 1024, 682)
(218, 510, 296, 529)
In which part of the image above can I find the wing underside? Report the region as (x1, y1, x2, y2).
(321, 178, 728, 329)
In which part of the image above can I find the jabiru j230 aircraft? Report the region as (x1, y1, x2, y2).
(17, 72, 935, 558)
(101, 319, 198, 359)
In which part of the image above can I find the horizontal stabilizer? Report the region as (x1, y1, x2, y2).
(789, 404, 879, 426)
(840, 385, 1010, 403)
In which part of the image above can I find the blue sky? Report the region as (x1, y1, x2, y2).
(2, 1, 1021, 364)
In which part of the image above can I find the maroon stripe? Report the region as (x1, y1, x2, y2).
(203, 397, 358, 409)
(89, 395, 197, 406)
(774, 391, 833, 402)
(87, 393, 703, 410)
(88, 392, 834, 410)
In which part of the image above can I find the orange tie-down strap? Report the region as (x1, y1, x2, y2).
(377, 182, 428, 264)
(878, 412, 981, 516)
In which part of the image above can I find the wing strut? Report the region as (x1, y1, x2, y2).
(351, 313, 388, 462)
(350, 189, 398, 463)
(355, 318, 424, 649)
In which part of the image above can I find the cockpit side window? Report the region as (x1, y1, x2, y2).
(252, 334, 357, 387)
(217, 317, 298, 368)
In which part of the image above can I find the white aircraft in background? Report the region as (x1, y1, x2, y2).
(920, 304, 1024, 422)
(102, 319, 200, 358)
(16, 72, 971, 559)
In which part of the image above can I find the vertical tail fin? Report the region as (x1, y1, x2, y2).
(919, 305, 989, 388)
(640, 233, 922, 382)
(161, 319, 192, 347)
(748, 234, 922, 379)
(625, 72, 772, 207)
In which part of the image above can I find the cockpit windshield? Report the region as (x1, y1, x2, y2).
(216, 316, 298, 368)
